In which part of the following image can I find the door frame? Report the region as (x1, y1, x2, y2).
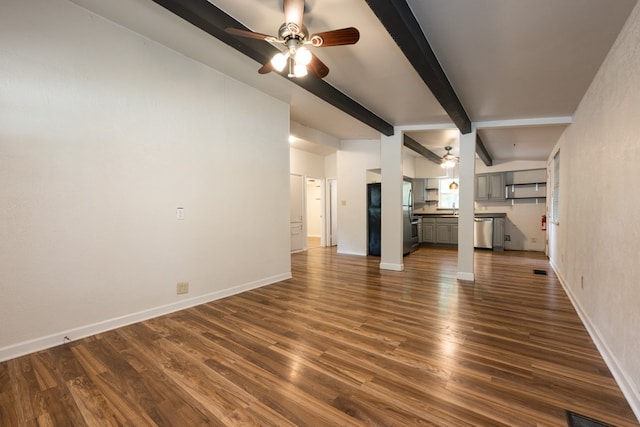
(326, 178, 338, 247)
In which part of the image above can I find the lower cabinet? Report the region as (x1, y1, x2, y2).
(422, 218, 435, 243)
(421, 215, 504, 249)
(435, 218, 458, 244)
(422, 217, 457, 244)
(493, 218, 505, 251)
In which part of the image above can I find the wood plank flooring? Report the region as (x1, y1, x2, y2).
(1, 247, 637, 426)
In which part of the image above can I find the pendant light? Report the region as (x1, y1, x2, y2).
(449, 162, 459, 190)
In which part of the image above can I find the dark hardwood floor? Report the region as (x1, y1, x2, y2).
(1, 247, 637, 426)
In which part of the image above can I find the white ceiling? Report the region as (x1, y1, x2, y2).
(71, 0, 638, 163)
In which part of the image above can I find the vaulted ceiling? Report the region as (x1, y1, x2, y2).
(70, 0, 637, 163)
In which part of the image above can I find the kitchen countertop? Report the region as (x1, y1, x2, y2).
(414, 212, 507, 218)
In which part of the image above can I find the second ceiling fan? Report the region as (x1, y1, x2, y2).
(225, 0, 360, 79)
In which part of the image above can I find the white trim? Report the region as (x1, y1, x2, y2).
(336, 250, 367, 256)
(0, 272, 291, 363)
(473, 116, 572, 130)
(457, 272, 475, 281)
(380, 262, 404, 271)
(550, 261, 640, 422)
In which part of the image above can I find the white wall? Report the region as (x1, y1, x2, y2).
(337, 139, 380, 255)
(549, 2, 640, 418)
(0, 0, 290, 360)
(289, 147, 326, 178)
(402, 151, 416, 178)
(325, 152, 337, 178)
(290, 121, 341, 152)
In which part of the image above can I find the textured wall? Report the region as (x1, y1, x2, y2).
(549, 2, 640, 417)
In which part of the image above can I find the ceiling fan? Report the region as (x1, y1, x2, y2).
(224, 0, 360, 79)
(441, 146, 459, 168)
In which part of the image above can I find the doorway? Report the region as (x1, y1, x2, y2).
(290, 174, 305, 252)
(306, 178, 323, 249)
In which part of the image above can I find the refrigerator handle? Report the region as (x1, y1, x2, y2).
(409, 188, 413, 217)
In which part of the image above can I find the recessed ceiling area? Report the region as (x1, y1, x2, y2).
(404, 129, 460, 159)
(478, 125, 569, 162)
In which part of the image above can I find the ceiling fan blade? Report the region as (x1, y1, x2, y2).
(283, 0, 304, 31)
(258, 61, 274, 74)
(307, 53, 329, 79)
(309, 27, 360, 47)
(225, 27, 279, 43)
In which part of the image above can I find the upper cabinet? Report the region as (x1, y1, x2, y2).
(476, 173, 505, 202)
(476, 169, 547, 205)
(413, 178, 425, 203)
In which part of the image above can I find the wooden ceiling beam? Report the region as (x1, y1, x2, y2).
(151, 0, 394, 136)
(476, 135, 493, 166)
(364, 1, 472, 136)
(403, 135, 442, 164)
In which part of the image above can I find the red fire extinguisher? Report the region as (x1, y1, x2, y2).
(541, 215, 547, 231)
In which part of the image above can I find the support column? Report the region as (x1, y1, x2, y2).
(380, 131, 404, 271)
(457, 130, 476, 281)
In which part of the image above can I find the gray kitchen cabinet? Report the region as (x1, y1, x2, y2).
(493, 218, 505, 251)
(413, 179, 425, 203)
(421, 216, 458, 245)
(436, 224, 451, 244)
(422, 218, 435, 243)
(476, 173, 505, 201)
(435, 217, 458, 244)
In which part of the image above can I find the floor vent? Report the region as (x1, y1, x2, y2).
(566, 410, 612, 426)
(533, 269, 548, 275)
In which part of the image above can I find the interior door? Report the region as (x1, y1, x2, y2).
(290, 174, 305, 252)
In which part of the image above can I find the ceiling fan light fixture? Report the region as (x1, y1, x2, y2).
(441, 159, 456, 169)
(293, 61, 308, 77)
(271, 52, 288, 72)
(440, 146, 459, 169)
(296, 47, 312, 66)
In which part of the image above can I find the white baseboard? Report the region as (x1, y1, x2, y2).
(336, 249, 367, 256)
(550, 261, 640, 422)
(379, 262, 404, 271)
(457, 272, 475, 281)
(0, 272, 291, 363)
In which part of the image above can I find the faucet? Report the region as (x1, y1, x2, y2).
(452, 202, 457, 216)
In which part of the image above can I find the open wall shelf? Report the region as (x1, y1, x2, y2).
(505, 182, 546, 204)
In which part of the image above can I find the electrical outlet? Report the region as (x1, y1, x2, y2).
(531, 237, 537, 243)
(504, 235, 511, 241)
(177, 282, 189, 295)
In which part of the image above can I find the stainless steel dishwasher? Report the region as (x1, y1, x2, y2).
(474, 218, 494, 249)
